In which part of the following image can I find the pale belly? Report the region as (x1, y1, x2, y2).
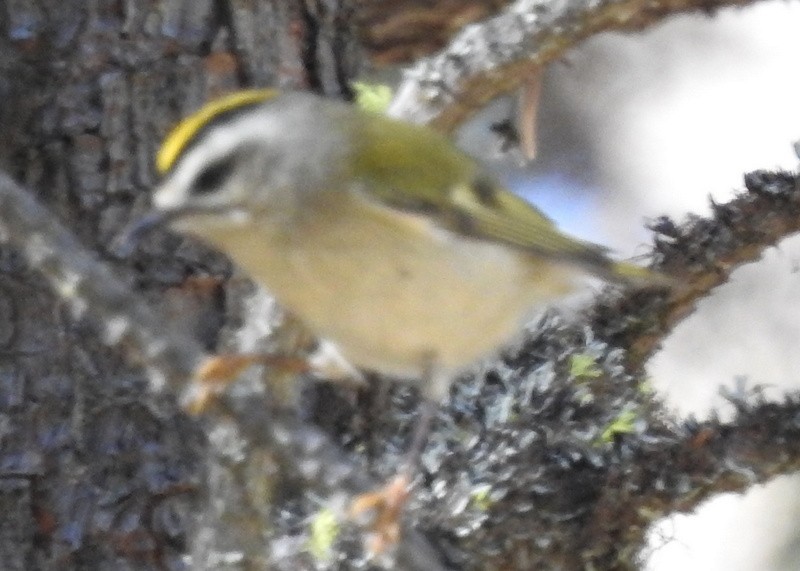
(184, 201, 580, 394)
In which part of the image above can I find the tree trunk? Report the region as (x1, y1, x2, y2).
(0, 1, 360, 568)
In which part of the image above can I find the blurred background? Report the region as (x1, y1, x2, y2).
(458, 2, 800, 568)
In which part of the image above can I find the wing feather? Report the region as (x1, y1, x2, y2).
(351, 111, 612, 270)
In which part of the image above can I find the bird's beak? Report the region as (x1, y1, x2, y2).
(110, 209, 185, 257)
(112, 204, 250, 257)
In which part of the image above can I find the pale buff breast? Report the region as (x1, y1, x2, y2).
(183, 196, 581, 397)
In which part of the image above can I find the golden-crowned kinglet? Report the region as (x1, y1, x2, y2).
(146, 89, 661, 402)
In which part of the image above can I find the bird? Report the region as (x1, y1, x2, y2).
(129, 88, 665, 553)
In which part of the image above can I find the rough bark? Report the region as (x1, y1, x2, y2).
(0, 1, 331, 569)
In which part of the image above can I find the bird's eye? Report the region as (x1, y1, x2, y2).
(190, 159, 233, 196)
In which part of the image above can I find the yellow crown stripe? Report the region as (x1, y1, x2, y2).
(156, 88, 279, 174)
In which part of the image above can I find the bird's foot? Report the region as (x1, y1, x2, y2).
(349, 473, 411, 556)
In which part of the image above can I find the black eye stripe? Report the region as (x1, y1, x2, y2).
(191, 158, 233, 196)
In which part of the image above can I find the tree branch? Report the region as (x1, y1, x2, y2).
(389, 175, 800, 569)
(354, 0, 512, 65)
(388, 0, 766, 130)
(591, 170, 800, 368)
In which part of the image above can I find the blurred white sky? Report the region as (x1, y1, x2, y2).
(469, 2, 800, 569)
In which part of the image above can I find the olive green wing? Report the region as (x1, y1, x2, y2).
(351, 111, 645, 279)
(444, 177, 611, 266)
(374, 174, 664, 283)
(444, 178, 670, 284)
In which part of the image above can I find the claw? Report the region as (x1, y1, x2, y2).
(349, 474, 410, 556)
(183, 352, 310, 413)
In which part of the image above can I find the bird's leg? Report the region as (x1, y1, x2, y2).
(350, 354, 439, 556)
(401, 398, 436, 478)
